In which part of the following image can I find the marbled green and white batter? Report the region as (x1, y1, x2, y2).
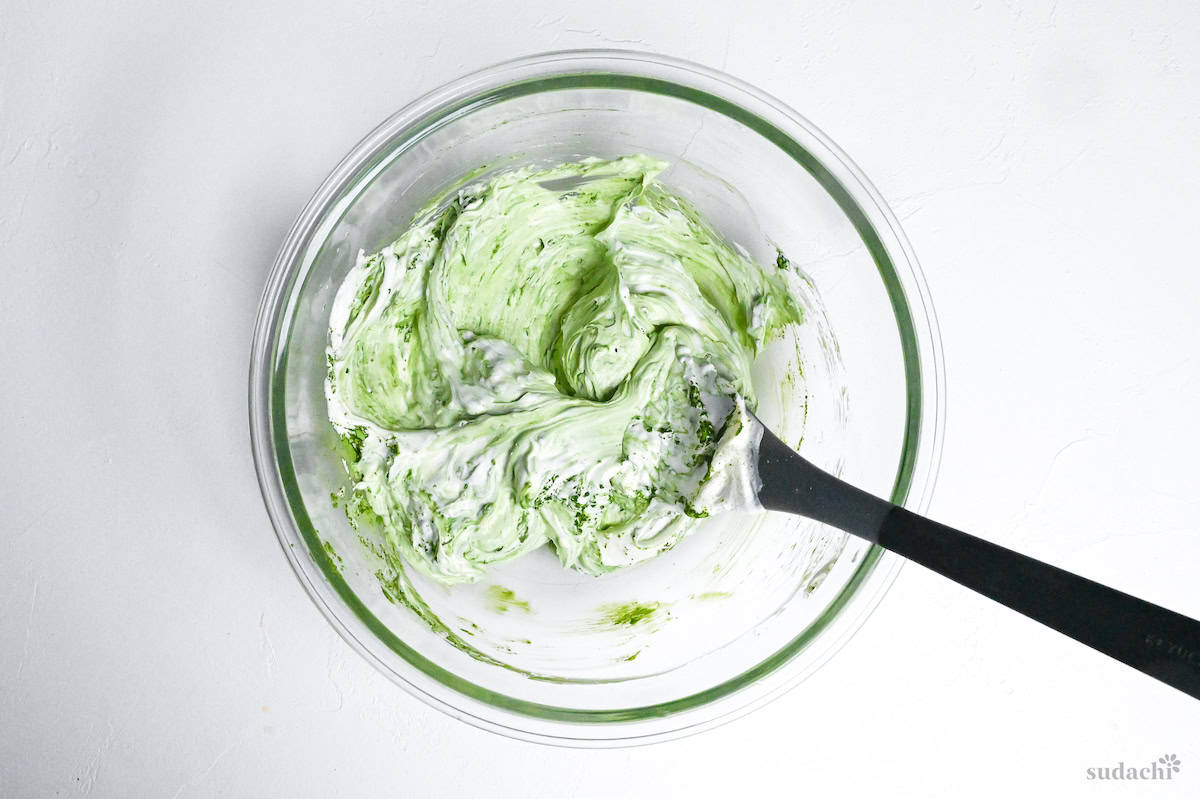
(327, 155, 799, 585)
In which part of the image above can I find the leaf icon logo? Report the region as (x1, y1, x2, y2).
(1158, 753, 1181, 773)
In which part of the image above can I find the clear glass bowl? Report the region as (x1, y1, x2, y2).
(249, 50, 944, 746)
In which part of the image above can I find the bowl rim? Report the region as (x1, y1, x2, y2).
(248, 48, 946, 746)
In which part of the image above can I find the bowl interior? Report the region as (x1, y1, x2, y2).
(262, 65, 927, 736)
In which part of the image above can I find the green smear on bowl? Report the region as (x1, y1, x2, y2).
(487, 585, 532, 614)
(601, 601, 663, 627)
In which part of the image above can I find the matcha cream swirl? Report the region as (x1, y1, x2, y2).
(326, 155, 800, 585)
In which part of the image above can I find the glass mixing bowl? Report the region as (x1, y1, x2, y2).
(249, 50, 944, 746)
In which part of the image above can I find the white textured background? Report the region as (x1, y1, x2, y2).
(3, 1, 1199, 796)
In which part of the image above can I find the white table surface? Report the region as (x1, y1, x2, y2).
(3, 1, 1199, 795)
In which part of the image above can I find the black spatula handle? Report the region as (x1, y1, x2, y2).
(879, 506, 1200, 699)
(754, 423, 1200, 699)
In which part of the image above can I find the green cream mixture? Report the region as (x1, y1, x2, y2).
(326, 155, 800, 585)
